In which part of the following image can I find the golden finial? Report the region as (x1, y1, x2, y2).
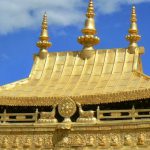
(126, 6, 141, 53)
(37, 12, 52, 58)
(78, 0, 100, 59)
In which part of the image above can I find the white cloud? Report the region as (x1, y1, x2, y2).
(0, 0, 149, 34)
(95, 0, 150, 14)
(0, 0, 85, 34)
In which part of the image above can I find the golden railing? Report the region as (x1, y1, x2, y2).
(96, 106, 150, 121)
(0, 106, 150, 123)
(0, 109, 39, 123)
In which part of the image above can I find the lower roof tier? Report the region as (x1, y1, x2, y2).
(0, 47, 150, 106)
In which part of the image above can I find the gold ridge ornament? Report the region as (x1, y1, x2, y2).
(126, 6, 141, 53)
(78, 0, 100, 59)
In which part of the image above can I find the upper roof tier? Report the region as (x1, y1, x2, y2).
(0, 47, 150, 106)
(0, 2, 149, 106)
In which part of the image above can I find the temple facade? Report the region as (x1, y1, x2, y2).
(0, 0, 150, 149)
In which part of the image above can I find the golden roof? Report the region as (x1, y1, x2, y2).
(1, 47, 150, 106)
(0, 3, 149, 106)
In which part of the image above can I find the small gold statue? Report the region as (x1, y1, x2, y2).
(24, 137, 32, 148)
(137, 133, 145, 145)
(88, 135, 95, 146)
(99, 135, 107, 146)
(111, 136, 119, 146)
(124, 135, 132, 146)
(12, 137, 20, 149)
(1, 137, 9, 149)
(35, 137, 43, 148)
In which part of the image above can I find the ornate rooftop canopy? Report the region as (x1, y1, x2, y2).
(0, 1, 149, 106)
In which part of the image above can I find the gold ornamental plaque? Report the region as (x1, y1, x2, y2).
(58, 98, 76, 118)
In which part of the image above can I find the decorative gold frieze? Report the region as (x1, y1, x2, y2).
(0, 123, 149, 149)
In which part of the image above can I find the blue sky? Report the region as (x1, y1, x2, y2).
(0, 0, 150, 85)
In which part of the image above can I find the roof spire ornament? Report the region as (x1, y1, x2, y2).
(37, 12, 52, 58)
(78, 0, 100, 59)
(126, 5, 141, 53)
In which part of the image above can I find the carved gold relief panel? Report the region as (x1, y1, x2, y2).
(0, 128, 149, 149)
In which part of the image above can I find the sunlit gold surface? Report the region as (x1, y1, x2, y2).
(0, 2, 149, 149)
(0, 47, 149, 106)
(126, 6, 141, 53)
(0, 121, 149, 149)
(36, 13, 52, 58)
(78, 0, 100, 58)
(0, 3, 148, 106)
(0, 105, 149, 149)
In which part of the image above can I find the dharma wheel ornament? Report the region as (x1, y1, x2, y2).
(78, 0, 100, 59)
(58, 98, 76, 123)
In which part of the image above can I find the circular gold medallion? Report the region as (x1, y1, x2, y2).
(58, 98, 76, 118)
